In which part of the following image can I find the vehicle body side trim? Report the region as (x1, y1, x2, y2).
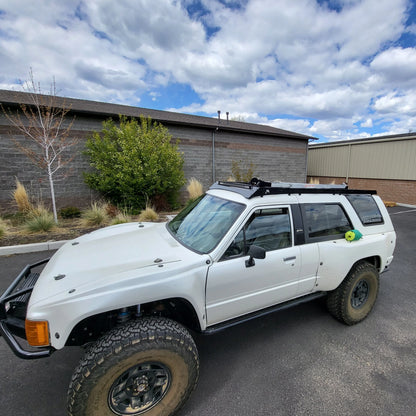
(203, 292, 326, 335)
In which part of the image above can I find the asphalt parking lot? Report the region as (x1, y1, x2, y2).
(0, 207, 415, 416)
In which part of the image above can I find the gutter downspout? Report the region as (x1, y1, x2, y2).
(306, 137, 318, 182)
(213, 110, 221, 183)
(212, 128, 218, 183)
(305, 139, 310, 182)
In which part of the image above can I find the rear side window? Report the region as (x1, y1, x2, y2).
(346, 194, 384, 225)
(302, 203, 352, 242)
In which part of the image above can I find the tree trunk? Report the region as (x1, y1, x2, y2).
(47, 164, 58, 223)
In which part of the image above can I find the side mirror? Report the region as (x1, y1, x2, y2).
(245, 245, 266, 268)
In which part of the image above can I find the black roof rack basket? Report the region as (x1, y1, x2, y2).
(209, 178, 377, 199)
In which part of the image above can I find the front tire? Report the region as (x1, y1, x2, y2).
(327, 262, 379, 325)
(67, 317, 199, 416)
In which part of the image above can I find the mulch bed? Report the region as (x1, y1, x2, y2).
(0, 214, 173, 247)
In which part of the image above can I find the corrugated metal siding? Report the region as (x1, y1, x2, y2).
(308, 145, 350, 177)
(308, 138, 416, 180)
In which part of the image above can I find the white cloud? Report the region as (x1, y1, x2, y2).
(371, 47, 416, 86)
(265, 118, 312, 136)
(378, 115, 416, 134)
(360, 118, 373, 128)
(0, 0, 147, 102)
(373, 91, 416, 115)
(0, 0, 415, 141)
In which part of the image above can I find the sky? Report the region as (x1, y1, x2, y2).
(1, 0, 416, 142)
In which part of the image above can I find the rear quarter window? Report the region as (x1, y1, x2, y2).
(301, 203, 352, 242)
(346, 194, 384, 226)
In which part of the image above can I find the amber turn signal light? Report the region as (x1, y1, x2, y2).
(25, 320, 50, 346)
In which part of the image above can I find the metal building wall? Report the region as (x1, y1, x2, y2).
(308, 136, 416, 181)
(307, 135, 416, 204)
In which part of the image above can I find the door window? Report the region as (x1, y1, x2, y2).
(223, 207, 292, 259)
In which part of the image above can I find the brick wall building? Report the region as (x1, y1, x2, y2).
(307, 134, 416, 205)
(0, 90, 312, 213)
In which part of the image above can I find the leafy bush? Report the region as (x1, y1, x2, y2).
(59, 206, 81, 219)
(231, 159, 256, 182)
(81, 203, 108, 226)
(25, 211, 55, 233)
(84, 116, 185, 211)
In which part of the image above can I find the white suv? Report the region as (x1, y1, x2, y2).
(0, 179, 396, 416)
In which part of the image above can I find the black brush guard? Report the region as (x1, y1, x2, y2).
(0, 259, 54, 359)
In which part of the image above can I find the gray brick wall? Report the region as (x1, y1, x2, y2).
(0, 112, 307, 213)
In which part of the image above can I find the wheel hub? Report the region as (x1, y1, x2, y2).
(108, 362, 171, 415)
(131, 376, 149, 394)
(351, 279, 369, 309)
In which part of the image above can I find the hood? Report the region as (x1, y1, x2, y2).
(30, 222, 193, 302)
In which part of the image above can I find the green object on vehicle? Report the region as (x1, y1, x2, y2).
(345, 229, 363, 241)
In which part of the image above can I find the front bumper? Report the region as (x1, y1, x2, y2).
(0, 259, 54, 359)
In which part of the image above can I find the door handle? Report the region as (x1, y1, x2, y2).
(283, 256, 296, 262)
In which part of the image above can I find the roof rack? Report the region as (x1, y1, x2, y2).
(209, 178, 377, 199)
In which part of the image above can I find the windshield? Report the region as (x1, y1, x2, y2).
(168, 194, 245, 253)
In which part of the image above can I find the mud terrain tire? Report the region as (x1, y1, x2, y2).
(67, 317, 199, 416)
(327, 262, 379, 325)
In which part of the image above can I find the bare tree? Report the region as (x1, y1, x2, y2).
(2, 70, 78, 223)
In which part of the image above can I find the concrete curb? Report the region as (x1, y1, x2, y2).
(0, 240, 68, 257)
(397, 203, 416, 209)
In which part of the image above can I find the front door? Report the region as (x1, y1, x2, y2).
(206, 206, 301, 325)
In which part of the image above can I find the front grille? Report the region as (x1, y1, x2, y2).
(7, 272, 40, 319)
(1, 259, 48, 323)
(0, 258, 54, 359)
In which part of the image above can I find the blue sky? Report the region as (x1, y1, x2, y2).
(0, 0, 416, 142)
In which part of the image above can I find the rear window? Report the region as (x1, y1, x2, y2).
(302, 203, 352, 242)
(346, 194, 384, 225)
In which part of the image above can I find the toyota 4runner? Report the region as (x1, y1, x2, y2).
(0, 179, 396, 416)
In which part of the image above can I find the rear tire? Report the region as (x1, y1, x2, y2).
(67, 317, 199, 416)
(327, 262, 379, 325)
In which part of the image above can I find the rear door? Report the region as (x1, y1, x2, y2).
(300, 201, 355, 290)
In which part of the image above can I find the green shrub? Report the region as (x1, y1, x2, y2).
(82, 203, 108, 226)
(231, 159, 256, 182)
(59, 206, 81, 219)
(84, 116, 185, 211)
(25, 211, 55, 233)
